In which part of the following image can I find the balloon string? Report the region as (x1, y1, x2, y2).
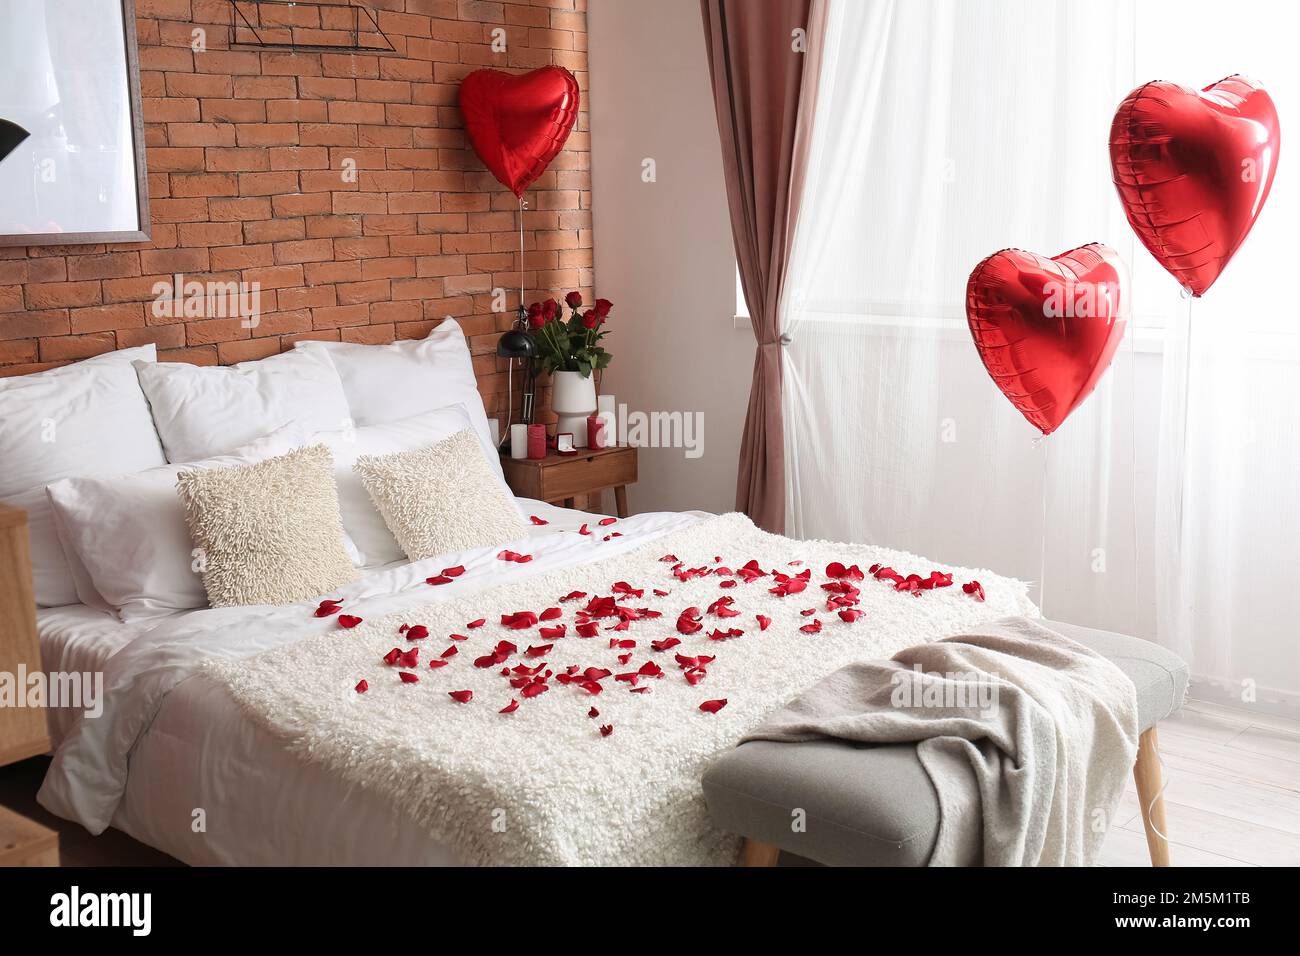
(1038, 437, 1049, 617)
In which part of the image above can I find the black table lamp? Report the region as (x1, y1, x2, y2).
(497, 315, 538, 450)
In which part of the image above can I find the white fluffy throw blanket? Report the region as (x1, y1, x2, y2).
(210, 513, 1036, 866)
(742, 618, 1139, 866)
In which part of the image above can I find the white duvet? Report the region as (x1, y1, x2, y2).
(39, 507, 1036, 866)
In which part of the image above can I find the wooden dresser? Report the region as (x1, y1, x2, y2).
(0, 504, 58, 866)
(0, 504, 48, 766)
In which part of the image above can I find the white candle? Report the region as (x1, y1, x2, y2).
(510, 423, 528, 460)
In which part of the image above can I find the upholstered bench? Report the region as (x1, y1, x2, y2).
(701, 620, 1189, 867)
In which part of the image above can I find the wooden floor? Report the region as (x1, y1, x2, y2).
(1, 698, 1296, 867)
(1097, 700, 1300, 866)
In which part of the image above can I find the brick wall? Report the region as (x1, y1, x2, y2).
(0, 0, 591, 424)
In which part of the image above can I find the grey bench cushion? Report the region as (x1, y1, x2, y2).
(701, 618, 1188, 866)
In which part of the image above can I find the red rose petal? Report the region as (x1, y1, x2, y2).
(525, 643, 553, 658)
(539, 624, 566, 639)
(529, 515, 549, 525)
(449, 633, 469, 642)
(521, 681, 549, 698)
(838, 608, 865, 622)
(600, 724, 614, 737)
(756, 614, 772, 631)
(560, 590, 587, 602)
(963, 580, 986, 601)
(578, 524, 591, 536)
(467, 618, 486, 629)
(539, 607, 563, 621)
(598, 517, 617, 526)
(699, 698, 728, 714)
(426, 576, 453, 586)
(429, 660, 447, 669)
(382, 647, 401, 665)
(315, 599, 343, 617)
(576, 621, 600, 638)
(500, 699, 519, 713)
(588, 706, 600, 718)
(405, 625, 429, 641)
(354, 679, 368, 693)
(338, 614, 363, 628)
(398, 671, 419, 684)
(448, 690, 473, 703)
(441, 565, 466, 578)
(441, 645, 458, 658)
(651, 637, 681, 652)
(800, 619, 822, 634)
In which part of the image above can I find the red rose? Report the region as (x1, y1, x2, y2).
(593, 298, 613, 320)
(542, 298, 559, 322)
(582, 312, 598, 329)
(526, 301, 544, 329)
(565, 291, 583, 309)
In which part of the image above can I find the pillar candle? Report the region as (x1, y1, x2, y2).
(587, 415, 605, 449)
(509, 423, 528, 460)
(527, 423, 547, 460)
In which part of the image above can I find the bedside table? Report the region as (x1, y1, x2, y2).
(500, 445, 637, 517)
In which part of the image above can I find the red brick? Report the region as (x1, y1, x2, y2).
(39, 332, 117, 362)
(70, 303, 147, 334)
(25, 282, 103, 310)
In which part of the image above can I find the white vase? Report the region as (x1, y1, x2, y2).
(552, 370, 597, 446)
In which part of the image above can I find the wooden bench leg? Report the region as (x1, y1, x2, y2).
(741, 838, 780, 867)
(1133, 726, 1171, 867)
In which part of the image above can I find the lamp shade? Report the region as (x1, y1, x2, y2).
(497, 328, 537, 359)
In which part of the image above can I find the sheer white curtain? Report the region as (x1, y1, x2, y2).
(1139, 3, 1300, 712)
(783, 0, 1300, 713)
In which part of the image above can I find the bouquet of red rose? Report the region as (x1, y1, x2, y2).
(525, 291, 613, 378)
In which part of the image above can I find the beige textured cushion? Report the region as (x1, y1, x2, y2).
(176, 444, 357, 607)
(354, 428, 528, 561)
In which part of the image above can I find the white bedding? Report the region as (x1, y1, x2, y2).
(37, 499, 708, 865)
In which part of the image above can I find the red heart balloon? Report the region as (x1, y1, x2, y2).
(459, 66, 580, 198)
(1110, 75, 1280, 297)
(966, 244, 1127, 436)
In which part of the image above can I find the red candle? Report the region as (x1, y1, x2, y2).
(527, 424, 547, 460)
(587, 415, 605, 449)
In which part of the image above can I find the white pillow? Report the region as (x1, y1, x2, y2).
(312, 405, 516, 568)
(47, 425, 363, 622)
(295, 319, 503, 480)
(135, 347, 352, 463)
(0, 345, 165, 607)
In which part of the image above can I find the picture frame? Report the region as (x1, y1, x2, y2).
(0, 0, 151, 247)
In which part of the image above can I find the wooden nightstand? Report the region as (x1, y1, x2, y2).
(500, 445, 637, 517)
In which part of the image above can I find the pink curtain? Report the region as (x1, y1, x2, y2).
(700, 0, 826, 534)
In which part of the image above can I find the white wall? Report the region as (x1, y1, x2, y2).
(587, 0, 753, 515)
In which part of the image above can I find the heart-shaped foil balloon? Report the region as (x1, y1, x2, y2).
(459, 66, 580, 198)
(1110, 75, 1280, 297)
(966, 243, 1128, 436)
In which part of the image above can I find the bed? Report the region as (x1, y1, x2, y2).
(10, 322, 1036, 866)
